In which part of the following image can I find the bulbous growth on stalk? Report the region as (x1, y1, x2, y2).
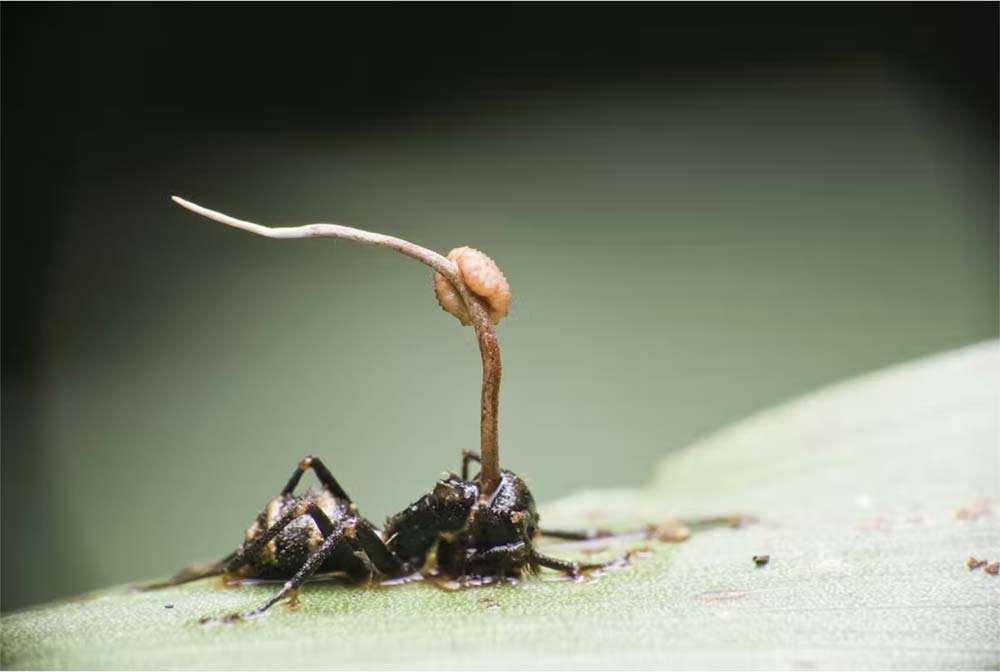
(434, 247, 511, 326)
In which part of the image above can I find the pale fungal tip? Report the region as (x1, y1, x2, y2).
(434, 246, 511, 326)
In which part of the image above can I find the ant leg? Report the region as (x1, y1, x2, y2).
(349, 519, 406, 576)
(686, 514, 756, 530)
(234, 524, 350, 618)
(443, 541, 529, 578)
(539, 529, 615, 541)
(531, 551, 620, 576)
(540, 514, 753, 542)
(447, 544, 617, 579)
(139, 551, 238, 590)
(224, 500, 338, 574)
(236, 519, 406, 618)
(461, 450, 481, 480)
(281, 455, 352, 501)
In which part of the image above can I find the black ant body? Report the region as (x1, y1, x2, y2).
(151, 451, 617, 619)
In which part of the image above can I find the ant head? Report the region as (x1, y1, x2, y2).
(431, 474, 479, 531)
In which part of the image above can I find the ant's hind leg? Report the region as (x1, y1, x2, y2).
(282, 455, 353, 501)
(139, 550, 238, 590)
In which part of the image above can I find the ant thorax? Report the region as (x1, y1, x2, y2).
(381, 470, 539, 578)
(435, 470, 540, 578)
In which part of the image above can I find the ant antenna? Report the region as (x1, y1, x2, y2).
(171, 196, 504, 495)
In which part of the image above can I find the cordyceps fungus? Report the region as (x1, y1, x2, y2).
(171, 196, 508, 495)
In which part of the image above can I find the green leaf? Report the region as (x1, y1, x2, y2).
(3, 343, 998, 669)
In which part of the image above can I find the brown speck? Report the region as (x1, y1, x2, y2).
(728, 514, 758, 528)
(510, 511, 526, 524)
(627, 546, 655, 558)
(427, 577, 463, 592)
(753, 555, 770, 567)
(652, 520, 691, 543)
(579, 545, 610, 556)
(860, 515, 892, 532)
(985, 562, 999, 576)
(967, 556, 988, 570)
(479, 597, 500, 610)
(956, 499, 990, 521)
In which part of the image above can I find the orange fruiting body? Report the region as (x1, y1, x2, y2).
(434, 246, 511, 325)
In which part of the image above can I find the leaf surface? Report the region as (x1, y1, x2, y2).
(3, 343, 998, 670)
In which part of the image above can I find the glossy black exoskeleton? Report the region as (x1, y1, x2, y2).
(152, 451, 615, 618)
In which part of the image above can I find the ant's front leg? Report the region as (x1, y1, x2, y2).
(531, 551, 622, 577)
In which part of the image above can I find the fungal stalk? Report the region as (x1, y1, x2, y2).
(171, 196, 508, 495)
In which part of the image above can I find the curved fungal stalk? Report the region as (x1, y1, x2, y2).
(171, 196, 504, 495)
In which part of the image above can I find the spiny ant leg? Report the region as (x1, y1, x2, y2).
(139, 551, 238, 590)
(224, 500, 337, 574)
(350, 519, 406, 576)
(236, 524, 348, 618)
(539, 529, 616, 541)
(685, 514, 756, 530)
(282, 455, 352, 501)
(460, 450, 481, 481)
(539, 513, 753, 543)
(531, 551, 620, 576)
(467, 541, 526, 565)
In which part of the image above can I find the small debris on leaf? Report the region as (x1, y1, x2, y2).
(956, 499, 990, 521)
(753, 555, 770, 567)
(651, 520, 691, 543)
(164, 603, 174, 609)
(985, 562, 999, 576)
(967, 556, 988, 570)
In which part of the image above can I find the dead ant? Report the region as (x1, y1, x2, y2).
(148, 198, 743, 620)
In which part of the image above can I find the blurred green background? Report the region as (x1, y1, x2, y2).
(3, 5, 997, 611)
